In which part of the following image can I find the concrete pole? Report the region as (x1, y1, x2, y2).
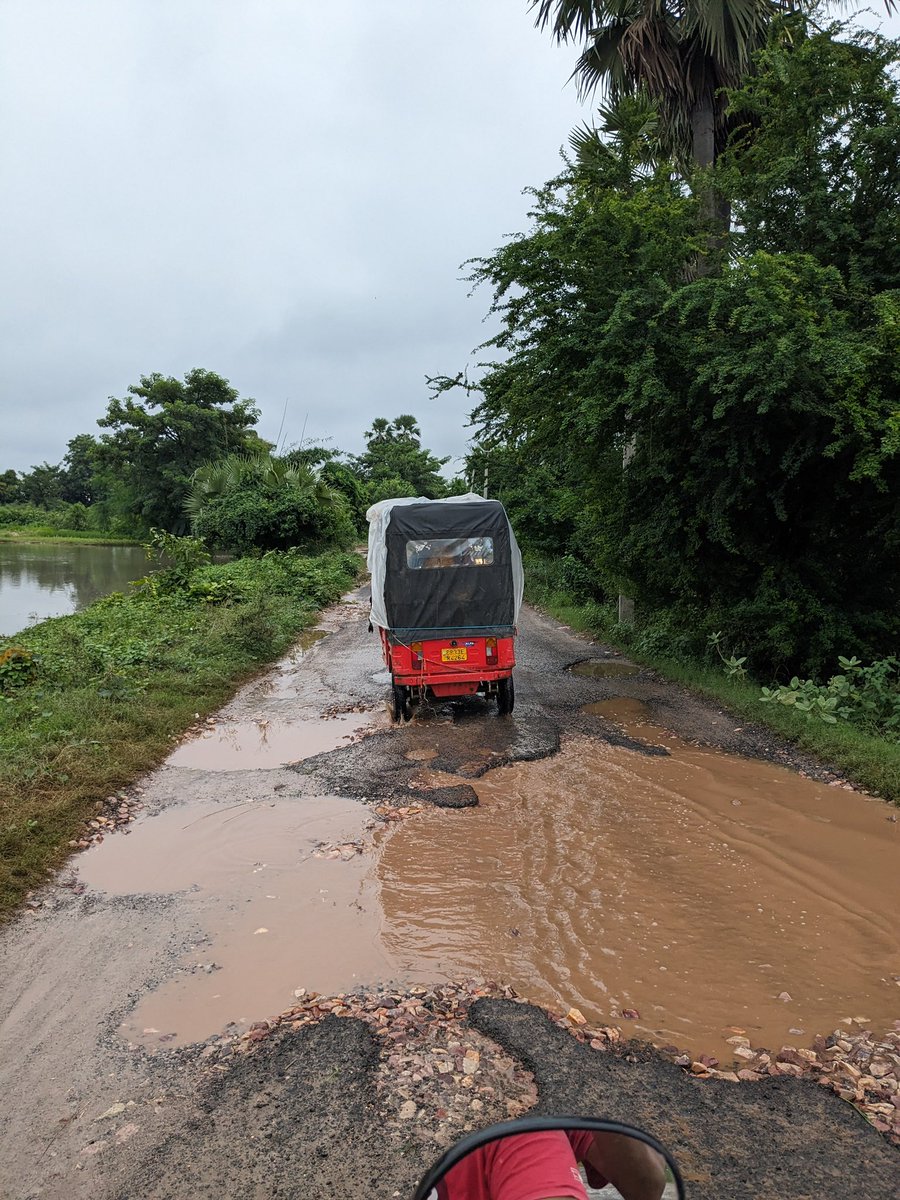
(617, 433, 636, 626)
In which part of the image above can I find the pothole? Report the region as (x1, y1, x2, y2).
(167, 712, 383, 770)
(378, 729, 900, 1057)
(570, 660, 640, 678)
(404, 748, 439, 763)
(77, 796, 409, 1047)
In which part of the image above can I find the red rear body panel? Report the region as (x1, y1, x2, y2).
(379, 629, 515, 696)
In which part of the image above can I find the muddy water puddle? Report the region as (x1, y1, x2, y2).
(78, 694, 900, 1057)
(570, 660, 640, 678)
(167, 711, 382, 770)
(78, 797, 402, 1046)
(379, 707, 900, 1055)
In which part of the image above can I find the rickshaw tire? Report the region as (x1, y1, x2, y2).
(497, 676, 515, 715)
(392, 685, 413, 723)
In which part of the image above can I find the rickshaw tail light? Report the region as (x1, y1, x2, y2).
(411, 641, 423, 666)
(486, 637, 497, 659)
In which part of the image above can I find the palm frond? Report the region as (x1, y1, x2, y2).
(532, 0, 603, 42)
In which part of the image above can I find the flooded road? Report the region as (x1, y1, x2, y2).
(77, 684, 900, 1057)
(167, 712, 382, 770)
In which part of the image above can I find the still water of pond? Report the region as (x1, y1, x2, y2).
(0, 542, 149, 637)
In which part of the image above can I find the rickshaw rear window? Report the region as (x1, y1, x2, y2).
(406, 537, 494, 569)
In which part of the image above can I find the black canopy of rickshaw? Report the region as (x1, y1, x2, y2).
(383, 500, 515, 638)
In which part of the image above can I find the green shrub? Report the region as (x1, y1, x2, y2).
(0, 646, 40, 692)
(760, 656, 900, 738)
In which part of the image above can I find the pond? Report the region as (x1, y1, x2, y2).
(0, 542, 150, 638)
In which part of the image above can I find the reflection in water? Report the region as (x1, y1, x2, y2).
(0, 542, 150, 635)
(378, 715, 900, 1053)
(166, 712, 385, 770)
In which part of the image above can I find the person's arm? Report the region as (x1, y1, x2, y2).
(582, 1133, 667, 1200)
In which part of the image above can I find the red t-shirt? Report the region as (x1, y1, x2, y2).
(435, 1130, 608, 1200)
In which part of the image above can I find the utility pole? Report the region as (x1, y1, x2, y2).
(617, 433, 636, 626)
(483, 465, 489, 499)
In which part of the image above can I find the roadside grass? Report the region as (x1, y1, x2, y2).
(0, 525, 140, 544)
(526, 574, 900, 806)
(0, 549, 361, 921)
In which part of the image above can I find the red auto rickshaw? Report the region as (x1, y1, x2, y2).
(367, 495, 523, 722)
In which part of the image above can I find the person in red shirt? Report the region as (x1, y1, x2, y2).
(434, 1128, 667, 1200)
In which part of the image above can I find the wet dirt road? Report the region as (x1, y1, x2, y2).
(1, 589, 898, 1199)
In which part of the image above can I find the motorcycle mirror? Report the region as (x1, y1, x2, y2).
(412, 1116, 685, 1200)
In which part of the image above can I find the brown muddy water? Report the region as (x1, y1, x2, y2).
(78, 797, 398, 1047)
(570, 660, 640, 678)
(379, 700, 900, 1054)
(167, 711, 382, 770)
(77, 697, 900, 1057)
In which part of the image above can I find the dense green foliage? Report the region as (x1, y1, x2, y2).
(525, 552, 900, 800)
(443, 18, 900, 679)
(0, 547, 360, 918)
(720, 22, 900, 292)
(3, 383, 454, 548)
(760, 656, 900, 737)
(185, 453, 356, 554)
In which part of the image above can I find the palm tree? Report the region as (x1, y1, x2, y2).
(184, 452, 339, 527)
(534, 0, 780, 174)
(569, 91, 662, 189)
(390, 414, 422, 445)
(364, 418, 392, 446)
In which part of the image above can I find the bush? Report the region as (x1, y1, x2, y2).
(760, 656, 900, 738)
(193, 487, 355, 555)
(0, 646, 40, 693)
(0, 504, 60, 527)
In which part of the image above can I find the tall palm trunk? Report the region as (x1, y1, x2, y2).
(691, 90, 730, 274)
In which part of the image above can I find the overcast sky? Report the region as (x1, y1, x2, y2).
(2, 3, 897, 477)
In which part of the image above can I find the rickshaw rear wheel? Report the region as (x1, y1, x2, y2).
(392, 685, 412, 723)
(497, 675, 515, 715)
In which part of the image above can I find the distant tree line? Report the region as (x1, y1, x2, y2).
(1, 369, 461, 553)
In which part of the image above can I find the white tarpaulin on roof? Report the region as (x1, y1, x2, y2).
(365, 494, 524, 632)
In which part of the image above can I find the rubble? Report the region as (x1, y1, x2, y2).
(659, 1019, 900, 1145)
(182, 976, 899, 1150)
(66, 791, 143, 849)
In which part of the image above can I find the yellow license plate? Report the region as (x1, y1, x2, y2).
(441, 647, 468, 662)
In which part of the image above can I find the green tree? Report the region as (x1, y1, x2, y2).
(532, 1, 895, 253)
(603, 254, 900, 673)
(353, 415, 449, 498)
(435, 21, 900, 675)
(0, 470, 21, 504)
(96, 369, 260, 532)
(59, 434, 102, 506)
(719, 20, 900, 293)
(17, 462, 66, 508)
